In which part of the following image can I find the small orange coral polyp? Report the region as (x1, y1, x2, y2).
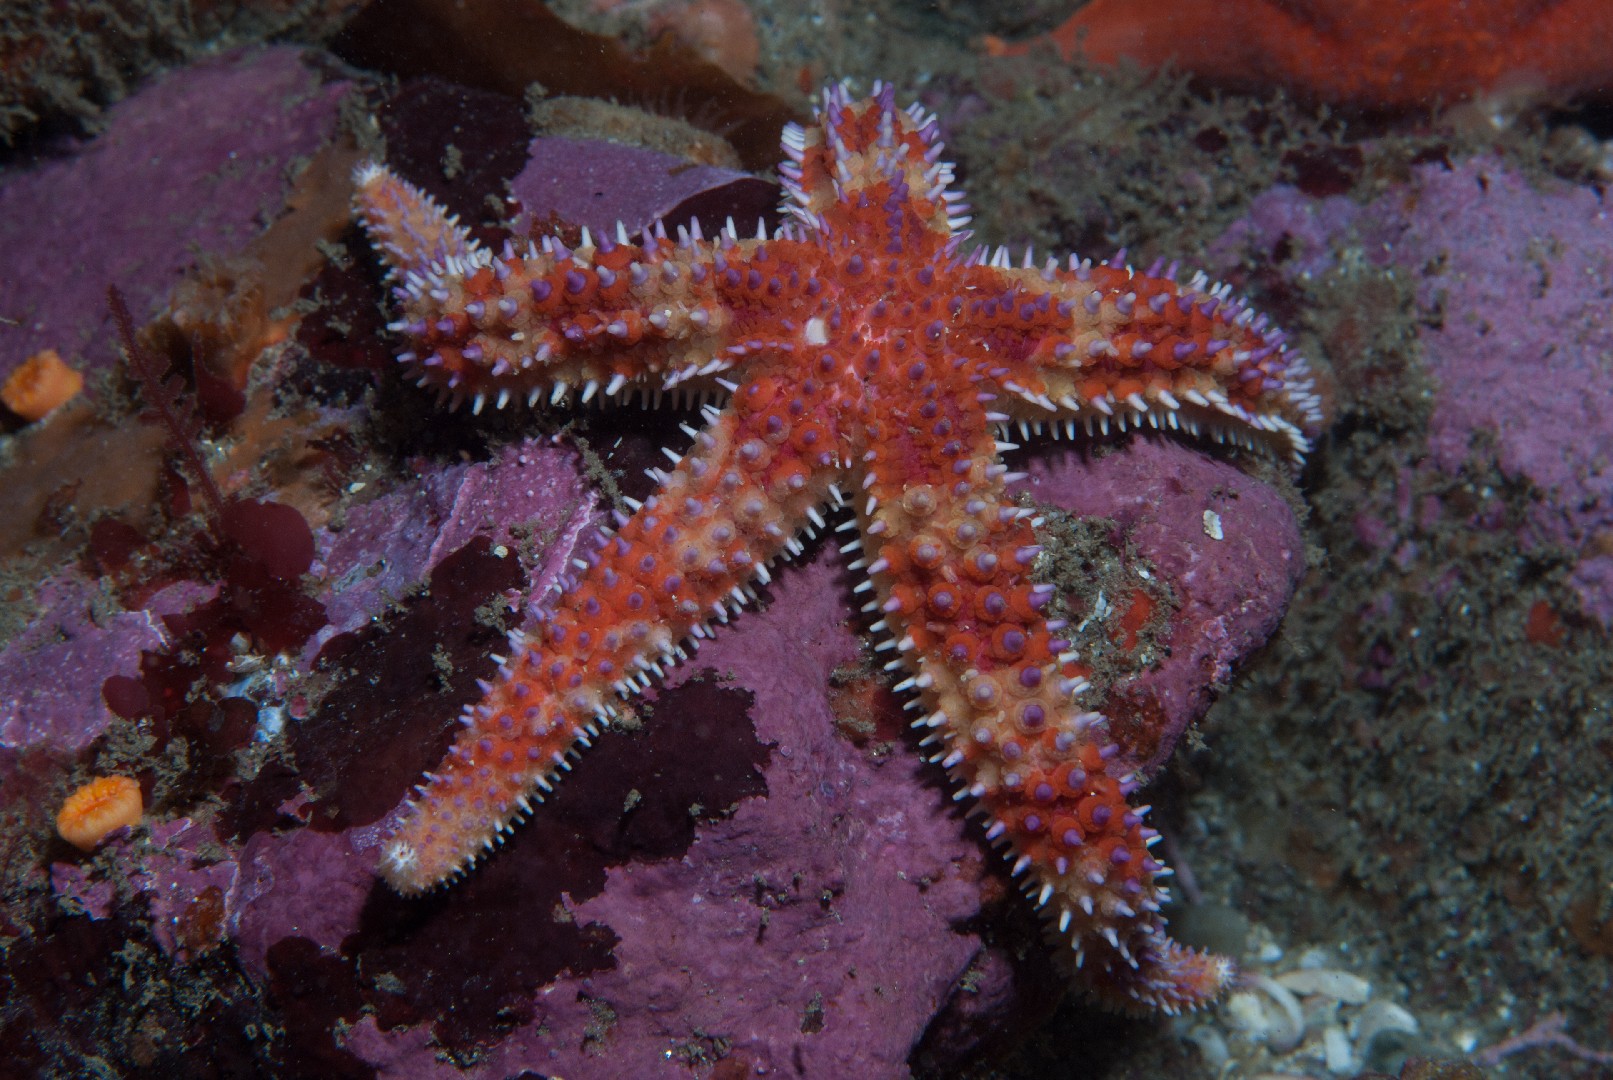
(56, 776, 143, 851)
(1, 348, 83, 421)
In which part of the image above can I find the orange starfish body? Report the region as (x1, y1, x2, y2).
(353, 82, 1321, 1013)
(987, 0, 1613, 108)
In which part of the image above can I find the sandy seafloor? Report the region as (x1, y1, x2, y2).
(1, 1, 1611, 1078)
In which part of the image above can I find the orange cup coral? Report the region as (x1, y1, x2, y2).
(56, 776, 143, 851)
(2, 348, 84, 421)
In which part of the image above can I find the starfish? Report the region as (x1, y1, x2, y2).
(352, 81, 1322, 1014)
(985, 0, 1613, 110)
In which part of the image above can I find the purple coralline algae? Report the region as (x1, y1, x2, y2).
(0, 576, 211, 754)
(313, 438, 599, 648)
(1216, 155, 1613, 625)
(1028, 440, 1304, 770)
(0, 45, 349, 384)
(510, 135, 778, 239)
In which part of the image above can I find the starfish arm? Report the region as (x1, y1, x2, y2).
(853, 371, 1233, 1013)
(956, 255, 1324, 465)
(784, 81, 972, 258)
(355, 163, 773, 414)
(379, 400, 845, 893)
(352, 160, 478, 275)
